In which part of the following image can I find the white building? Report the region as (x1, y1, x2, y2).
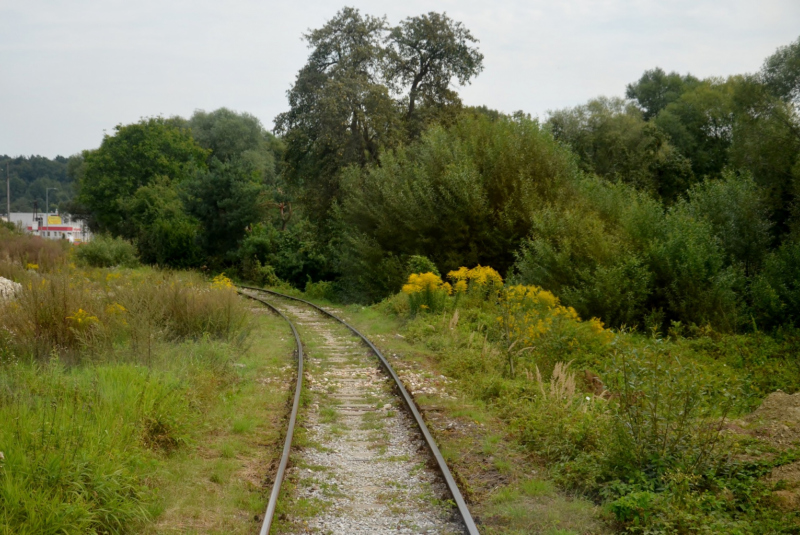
(9, 212, 92, 244)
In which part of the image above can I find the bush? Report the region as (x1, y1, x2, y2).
(406, 255, 440, 277)
(74, 235, 139, 268)
(513, 205, 652, 327)
(304, 279, 337, 301)
(237, 219, 332, 287)
(238, 256, 281, 287)
(649, 207, 744, 330)
(604, 345, 736, 481)
(498, 284, 611, 377)
(752, 239, 800, 329)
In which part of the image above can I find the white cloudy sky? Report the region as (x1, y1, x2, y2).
(1, 0, 798, 158)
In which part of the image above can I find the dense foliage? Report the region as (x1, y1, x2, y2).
(61, 19, 800, 335)
(0, 154, 73, 213)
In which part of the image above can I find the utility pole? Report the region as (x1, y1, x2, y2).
(5, 162, 9, 222)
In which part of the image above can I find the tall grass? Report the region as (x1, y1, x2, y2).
(0, 227, 68, 273)
(0, 267, 249, 363)
(0, 261, 249, 532)
(0, 340, 240, 534)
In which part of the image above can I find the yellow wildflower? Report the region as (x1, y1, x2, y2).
(211, 273, 234, 290)
(66, 309, 99, 326)
(105, 303, 127, 315)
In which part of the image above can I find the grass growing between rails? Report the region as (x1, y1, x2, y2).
(0, 244, 296, 534)
(286, 266, 800, 534)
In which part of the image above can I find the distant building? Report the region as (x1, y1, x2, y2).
(9, 212, 93, 244)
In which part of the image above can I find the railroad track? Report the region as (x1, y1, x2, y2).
(238, 286, 479, 535)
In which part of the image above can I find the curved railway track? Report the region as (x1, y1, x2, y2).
(239, 286, 479, 535)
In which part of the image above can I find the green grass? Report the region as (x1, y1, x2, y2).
(0, 265, 297, 534)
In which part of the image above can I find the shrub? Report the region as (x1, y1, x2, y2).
(498, 284, 611, 377)
(339, 113, 581, 302)
(304, 279, 337, 301)
(751, 239, 800, 329)
(513, 203, 655, 329)
(448, 265, 504, 305)
(239, 256, 281, 287)
(236, 219, 332, 287)
(514, 362, 609, 478)
(604, 345, 736, 482)
(406, 255, 440, 277)
(74, 235, 139, 268)
(648, 207, 744, 330)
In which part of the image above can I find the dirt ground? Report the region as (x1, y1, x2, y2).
(732, 391, 800, 511)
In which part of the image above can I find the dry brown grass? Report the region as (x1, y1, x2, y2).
(533, 361, 577, 406)
(0, 266, 250, 363)
(0, 227, 69, 272)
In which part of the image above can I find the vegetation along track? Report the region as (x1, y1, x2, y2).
(239, 286, 479, 535)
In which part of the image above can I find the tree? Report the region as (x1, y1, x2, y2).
(275, 8, 399, 221)
(626, 68, 700, 120)
(547, 97, 694, 201)
(728, 76, 800, 237)
(761, 34, 800, 105)
(189, 108, 282, 185)
(653, 79, 735, 179)
(124, 178, 203, 268)
(275, 8, 484, 223)
(77, 117, 208, 236)
(385, 12, 484, 136)
(684, 171, 772, 274)
(339, 113, 579, 301)
(184, 158, 270, 260)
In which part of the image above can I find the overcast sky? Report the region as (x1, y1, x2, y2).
(2, 0, 798, 158)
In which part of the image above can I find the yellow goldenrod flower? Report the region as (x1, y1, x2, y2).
(211, 273, 234, 290)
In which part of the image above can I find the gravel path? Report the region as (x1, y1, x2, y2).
(273, 300, 464, 535)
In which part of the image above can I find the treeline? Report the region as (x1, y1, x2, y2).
(72, 7, 800, 333)
(0, 155, 75, 213)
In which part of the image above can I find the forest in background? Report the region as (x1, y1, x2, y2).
(62, 8, 800, 336)
(0, 155, 74, 212)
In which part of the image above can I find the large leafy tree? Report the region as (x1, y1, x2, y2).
(653, 79, 736, 179)
(626, 68, 700, 120)
(385, 12, 484, 136)
(761, 35, 800, 105)
(275, 8, 397, 220)
(124, 178, 204, 268)
(184, 158, 270, 260)
(547, 97, 693, 201)
(186, 108, 287, 262)
(77, 117, 208, 236)
(728, 76, 800, 237)
(189, 108, 283, 185)
(275, 8, 484, 222)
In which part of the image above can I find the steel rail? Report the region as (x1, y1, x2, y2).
(237, 290, 304, 535)
(238, 285, 480, 535)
